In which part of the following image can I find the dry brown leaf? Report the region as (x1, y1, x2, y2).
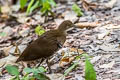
(1, 14, 9, 20)
(70, 48, 84, 54)
(59, 48, 84, 67)
(59, 57, 75, 67)
(60, 57, 70, 62)
(3, 46, 13, 56)
(81, 0, 97, 11)
(70, 48, 77, 52)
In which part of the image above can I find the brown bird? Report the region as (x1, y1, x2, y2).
(16, 20, 75, 72)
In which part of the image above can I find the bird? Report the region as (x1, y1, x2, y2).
(16, 20, 76, 72)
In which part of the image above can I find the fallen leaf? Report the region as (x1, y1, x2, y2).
(3, 46, 13, 56)
(81, 0, 97, 11)
(104, 24, 120, 29)
(63, 11, 78, 23)
(106, 69, 120, 74)
(97, 29, 110, 39)
(70, 48, 84, 55)
(103, 55, 112, 59)
(19, 28, 30, 37)
(59, 57, 75, 67)
(100, 43, 120, 51)
(99, 61, 115, 68)
(91, 56, 102, 64)
(104, 0, 117, 9)
(17, 13, 30, 23)
(75, 74, 84, 80)
(47, 73, 65, 80)
(54, 19, 64, 26)
(1, 5, 11, 14)
(0, 55, 18, 68)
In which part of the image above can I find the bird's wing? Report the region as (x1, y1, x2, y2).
(17, 34, 59, 61)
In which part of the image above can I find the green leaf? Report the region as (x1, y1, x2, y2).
(48, 0, 56, 7)
(38, 66, 46, 73)
(5, 64, 19, 76)
(34, 73, 50, 80)
(85, 58, 96, 80)
(21, 73, 31, 80)
(29, 0, 40, 14)
(23, 67, 34, 74)
(72, 3, 83, 17)
(32, 68, 40, 75)
(10, 76, 19, 80)
(64, 62, 79, 76)
(20, 0, 27, 9)
(35, 25, 45, 36)
(23, 67, 46, 76)
(41, 0, 51, 14)
(0, 32, 7, 37)
(26, 0, 34, 15)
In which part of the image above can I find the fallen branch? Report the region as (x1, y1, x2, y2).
(75, 22, 98, 28)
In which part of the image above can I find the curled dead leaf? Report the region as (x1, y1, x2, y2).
(81, 0, 98, 11)
(59, 57, 75, 67)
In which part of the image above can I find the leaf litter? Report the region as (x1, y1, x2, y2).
(1, 0, 120, 80)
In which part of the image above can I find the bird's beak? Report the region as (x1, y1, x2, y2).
(72, 24, 77, 27)
(66, 24, 77, 32)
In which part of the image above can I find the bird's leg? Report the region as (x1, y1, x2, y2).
(46, 58, 52, 73)
(56, 40, 63, 48)
(22, 62, 29, 68)
(36, 58, 45, 67)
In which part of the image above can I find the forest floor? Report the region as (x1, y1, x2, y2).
(0, 0, 120, 80)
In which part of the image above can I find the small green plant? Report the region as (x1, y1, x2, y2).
(20, 0, 27, 9)
(5, 64, 49, 80)
(64, 62, 79, 76)
(35, 25, 45, 36)
(20, 0, 56, 15)
(85, 55, 96, 80)
(5, 64, 20, 80)
(64, 53, 96, 80)
(72, 3, 83, 17)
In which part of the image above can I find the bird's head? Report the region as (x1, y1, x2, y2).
(58, 20, 76, 32)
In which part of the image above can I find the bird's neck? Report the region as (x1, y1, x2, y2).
(58, 23, 67, 32)
(56, 29, 67, 36)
